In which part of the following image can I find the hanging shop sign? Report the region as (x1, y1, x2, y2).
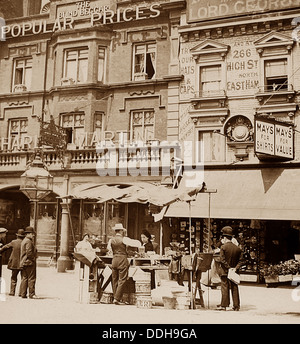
(254, 116, 294, 160)
(187, 0, 300, 23)
(0, 3, 161, 39)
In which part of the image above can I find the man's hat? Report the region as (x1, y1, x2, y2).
(16, 229, 25, 238)
(221, 226, 233, 237)
(112, 223, 126, 231)
(24, 226, 35, 234)
(0, 227, 7, 234)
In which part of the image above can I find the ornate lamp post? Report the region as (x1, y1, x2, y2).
(20, 150, 53, 231)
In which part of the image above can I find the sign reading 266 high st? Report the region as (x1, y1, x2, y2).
(255, 117, 294, 160)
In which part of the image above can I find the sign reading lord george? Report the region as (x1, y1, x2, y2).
(187, 0, 300, 23)
(255, 118, 294, 159)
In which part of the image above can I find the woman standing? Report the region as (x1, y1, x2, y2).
(140, 230, 154, 253)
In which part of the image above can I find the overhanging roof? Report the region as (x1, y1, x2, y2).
(165, 168, 300, 221)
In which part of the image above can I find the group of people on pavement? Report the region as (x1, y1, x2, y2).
(0, 226, 37, 299)
(106, 223, 244, 310)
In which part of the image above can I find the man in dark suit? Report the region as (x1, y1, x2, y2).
(20, 226, 37, 299)
(0, 229, 25, 296)
(217, 226, 244, 311)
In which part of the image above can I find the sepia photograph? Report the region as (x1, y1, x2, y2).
(0, 0, 300, 332)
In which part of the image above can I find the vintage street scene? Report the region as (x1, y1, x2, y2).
(0, 0, 300, 328)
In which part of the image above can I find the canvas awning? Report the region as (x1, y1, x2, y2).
(165, 168, 300, 221)
(66, 181, 202, 207)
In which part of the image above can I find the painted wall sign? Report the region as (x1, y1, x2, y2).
(187, 0, 300, 23)
(0, 3, 161, 39)
(255, 117, 294, 159)
(226, 39, 259, 95)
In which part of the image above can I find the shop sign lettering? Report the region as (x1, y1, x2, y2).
(255, 118, 294, 159)
(227, 40, 259, 95)
(0, 4, 161, 39)
(187, 0, 300, 23)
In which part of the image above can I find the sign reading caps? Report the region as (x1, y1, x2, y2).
(255, 117, 294, 160)
(187, 0, 300, 23)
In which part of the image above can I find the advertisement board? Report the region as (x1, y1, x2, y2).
(255, 117, 294, 160)
(187, 0, 300, 23)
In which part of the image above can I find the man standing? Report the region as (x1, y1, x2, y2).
(0, 227, 8, 279)
(0, 229, 25, 296)
(20, 226, 37, 299)
(217, 226, 243, 311)
(107, 223, 141, 305)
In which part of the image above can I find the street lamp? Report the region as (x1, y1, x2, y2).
(20, 150, 53, 230)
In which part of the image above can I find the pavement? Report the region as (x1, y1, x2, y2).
(0, 264, 300, 324)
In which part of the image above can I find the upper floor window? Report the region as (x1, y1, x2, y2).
(13, 58, 32, 92)
(265, 58, 288, 91)
(197, 130, 225, 163)
(63, 48, 88, 84)
(130, 110, 154, 142)
(61, 113, 85, 145)
(8, 118, 28, 142)
(98, 47, 106, 83)
(200, 65, 222, 96)
(133, 43, 156, 81)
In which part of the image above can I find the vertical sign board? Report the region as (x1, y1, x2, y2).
(255, 117, 294, 160)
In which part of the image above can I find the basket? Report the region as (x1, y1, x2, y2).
(100, 292, 114, 304)
(136, 296, 152, 309)
(162, 297, 176, 309)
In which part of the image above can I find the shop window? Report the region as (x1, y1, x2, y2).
(265, 58, 288, 91)
(63, 48, 88, 84)
(106, 201, 126, 239)
(98, 47, 106, 83)
(61, 113, 85, 146)
(12, 58, 32, 92)
(83, 202, 105, 239)
(130, 110, 154, 142)
(8, 118, 28, 148)
(197, 130, 225, 163)
(199, 65, 222, 96)
(133, 43, 156, 81)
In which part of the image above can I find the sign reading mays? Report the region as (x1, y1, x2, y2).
(187, 0, 300, 23)
(255, 117, 294, 160)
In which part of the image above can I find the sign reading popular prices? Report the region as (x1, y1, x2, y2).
(255, 118, 294, 160)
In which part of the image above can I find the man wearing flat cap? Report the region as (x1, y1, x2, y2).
(0, 229, 25, 296)
(0, 227, 8, 279)
(107, 223, 141, 305)
(20, 226, 37, 299)
(217, 226, 244, 311)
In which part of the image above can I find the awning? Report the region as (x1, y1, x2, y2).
(0, 184, 20, 192)
(165, 168, 300, 221)
(66, 181, 202, 207)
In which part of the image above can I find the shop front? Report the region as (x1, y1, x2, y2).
(164, 167, 300, 282)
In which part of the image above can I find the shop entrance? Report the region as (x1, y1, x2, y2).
(0, 186, 30, 264)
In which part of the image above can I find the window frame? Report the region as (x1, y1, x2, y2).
(132, 42, 156, 81)
(12, 57, 33, 91)
(63, 47, 89, 84)
(130, 109, 155, 142)
(196, 128, 226, 163)
(196, 61, 226, 97)
(98, 46, 107, 84)
(8, 118, 29, 144)
(60, 112, 85, 145)
(264, 57, 288, 91)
